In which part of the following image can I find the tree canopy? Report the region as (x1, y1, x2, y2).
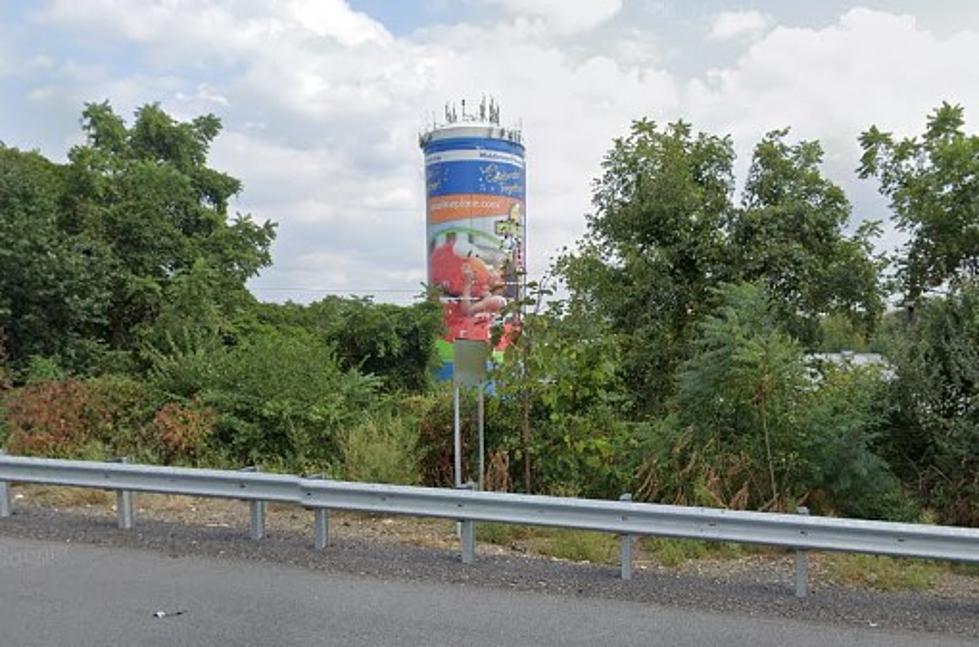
(558, 120, 883, 411)
(0, 102, 275, 370)
(859, 102, 979, 303)
(731, 130, 884, 343)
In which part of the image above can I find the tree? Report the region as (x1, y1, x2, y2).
(256, 296, 444, 392)
(880, 282, 979, 525)
(859, 102, 979, 305)
(731, 130, 884, 344)
(64, 101, 276, 349)
(493, 296, 633, 497)
(640, 282, 904, 518)
(0, 146, 114, 367)
(0, 102, 276, 373)
(673, 282, 806, 506)
(557, 119, 735, 411)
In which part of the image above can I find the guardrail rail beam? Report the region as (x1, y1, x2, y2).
(2, 454, 978, 597)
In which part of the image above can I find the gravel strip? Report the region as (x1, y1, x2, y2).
(1, 504, 976, 638)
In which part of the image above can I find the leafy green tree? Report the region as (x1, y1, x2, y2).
(493, 299, 634, 497)
(558, 119, 735, 411)
(137, 258, 255, 358)
(880, 282, 979, 525)
(818, 312, 869, 352)
(256, 296, 443, 392)
(64, 101, 276, 348)
(639, 283, 904, 517)
(673, 282, 805, 506)
(731, 130, 884, 344)
(559, 120, 885, 411)
(1, 102, 275, 373)
(0, 146, 114, 367)
(859, 102, 979, 305)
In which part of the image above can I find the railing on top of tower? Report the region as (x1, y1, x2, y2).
(419, 96, 523, 147)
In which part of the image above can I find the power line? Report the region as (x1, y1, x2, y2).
(250, 287, 422, 293)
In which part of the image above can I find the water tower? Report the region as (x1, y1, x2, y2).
(419, 98, 526, 380)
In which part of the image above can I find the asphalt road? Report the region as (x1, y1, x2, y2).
(0, 536, 973, 647)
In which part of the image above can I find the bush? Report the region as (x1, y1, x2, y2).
(2, 375, 155, 459)
(880, 283, 979, 526)
(797, 365, 917, 521)
(338, 412, 422, 485)
(640, 283, 904, 517)
(194, 329, 377, 470)
(636, 417, 759, 509)
(256, 296, 443, 392)
(22, 355, 67, 384)
(404, 386, 458, 487)
(147, 401, 215, 464)
(490, 302, 636, 497)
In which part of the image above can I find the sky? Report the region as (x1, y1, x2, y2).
(2, 0, 979, 304)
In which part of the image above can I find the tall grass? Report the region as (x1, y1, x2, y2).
(338, 413, 422, 485)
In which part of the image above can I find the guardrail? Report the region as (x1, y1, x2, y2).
(1, 453, 977, 597)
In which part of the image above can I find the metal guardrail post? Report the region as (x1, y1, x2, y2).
(250, 500, 266, 541)
(307, 474, 329, 550)
(314, 508, 329, 550)
(241, 466, 266, 541)
(619, 493, 635, 580)
(0, 450, 10, 518)
(795, 506, 810, 598)
(457, 482, 475, 564)
(113, 457, 134, 529)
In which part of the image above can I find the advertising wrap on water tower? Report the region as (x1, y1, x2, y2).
(421, 121, 526, 380)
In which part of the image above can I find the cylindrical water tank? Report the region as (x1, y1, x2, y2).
(420, 112, 526, 380)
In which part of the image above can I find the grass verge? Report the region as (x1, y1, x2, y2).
(476, 524, 618, 564)
(643, 537, 746, 567)
(820, 554, 942, 592)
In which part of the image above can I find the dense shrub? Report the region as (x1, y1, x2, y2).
(149, 327, 379, 469)
(881, 283, 979, 525)
(638, 283, 909, 518)
(406, 386, 458, 486)
(635, 417, 758, 509)
(338, 412, 422, 484)
(147, 401, 216, 464)
(2, 376, 155, 459)
(256, 296, 443, 392)
(488, 302, 638, 497)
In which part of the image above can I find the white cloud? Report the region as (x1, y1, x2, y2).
(690, 8, 979, 250)
(708, 10, 770, 41)
(9, 3, 979, 303)
(286, 0, 392, 46)
(485, 0, 623, 35)
(40, 0, 392, 64)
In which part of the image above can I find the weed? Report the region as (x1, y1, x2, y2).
(821, 554, 941, 591)
(532, 529, 617, 564)
(644, 537, 745, 567)
(339, 413, 422, 485)
(475, 523, 537, 545)
(17, 485, 111, 507)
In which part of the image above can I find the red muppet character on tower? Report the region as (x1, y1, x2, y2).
(430, 231, 506, 341)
